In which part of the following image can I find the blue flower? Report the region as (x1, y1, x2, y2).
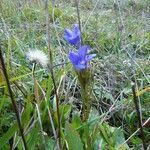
(69, 46, 96, 70)
(64, 24, 81, 45)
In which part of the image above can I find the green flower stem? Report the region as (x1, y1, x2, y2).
(81, 85, 91, 122)
(77, 70, 92, 122)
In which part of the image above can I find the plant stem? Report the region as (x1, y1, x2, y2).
(78, 70, 92, 122)
(44, 0, 61, 147)
(31, 63, 46, 146)
(75, 0, 83, 45)
(131, 79, 147, 150)
(35, 103, 46, 147)
(0, 46, 28, 150)
(81, 86, 91, 122)
(32, 63, 39, 103)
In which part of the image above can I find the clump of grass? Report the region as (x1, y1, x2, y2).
(0, 0, 149, 149)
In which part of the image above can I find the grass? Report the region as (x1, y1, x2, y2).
(0, 0, 150, 149)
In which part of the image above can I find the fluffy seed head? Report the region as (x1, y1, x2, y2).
(27, 50, 48, 67)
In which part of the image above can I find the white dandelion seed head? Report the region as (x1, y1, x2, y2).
(27, 49, 49, 67)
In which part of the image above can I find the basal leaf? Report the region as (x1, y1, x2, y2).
(65, 123, 84, 150)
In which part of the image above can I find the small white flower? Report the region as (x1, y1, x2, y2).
(27, 49, 48, 67)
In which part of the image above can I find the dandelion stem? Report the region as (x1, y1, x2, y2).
(31, 63, 46, 146)
(0, 46, 28, 150)
(32, 63, 39, 103)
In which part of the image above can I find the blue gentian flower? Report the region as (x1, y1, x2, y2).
(69, 46, 96, 70)
(64, 24, 81, 46)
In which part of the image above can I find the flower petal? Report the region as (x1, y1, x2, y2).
(64, 29, 73, 37)
(68, 36, 80, 45)
(74, 24, 80, 35)
(69, 52, 79, 65)
(86, 54, 96, 61)
(78, 46, 89, 59)
(64, 24, 81, 46)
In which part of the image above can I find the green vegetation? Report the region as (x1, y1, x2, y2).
(0, 0, 149, 149)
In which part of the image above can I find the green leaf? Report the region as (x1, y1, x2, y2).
(21, 101, 33, 127)
(0, 95, 7, 111)
(130, 136, 142, 145)
(98, 123, 129, 149)
(0, 69, 45, 86)
(0, 101, 33, 148)
(26, 127, 39, 149)
(113, 128, 129, 148)
(0, 123, 18, 148)
(65, 123, 84, 150)
(99, 124, 110, 144)
(72, 114, 82, 129)
(46, 139, 55, 150)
